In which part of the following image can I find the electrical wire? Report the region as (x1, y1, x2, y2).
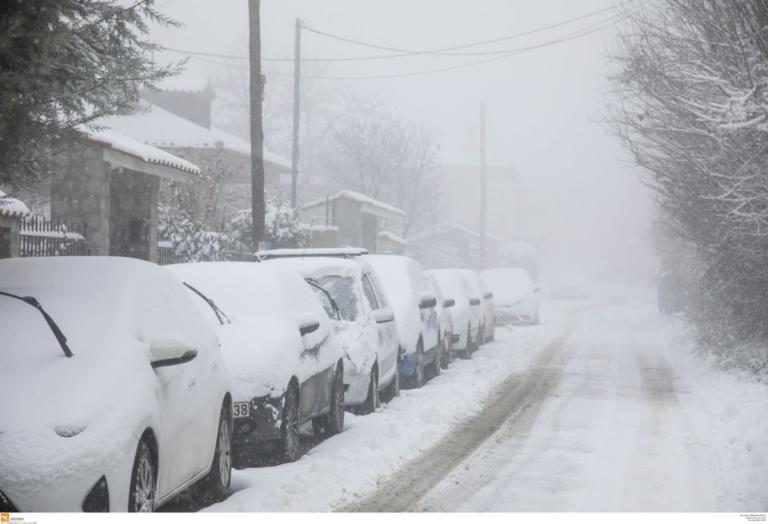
(161, 0, 636, 63)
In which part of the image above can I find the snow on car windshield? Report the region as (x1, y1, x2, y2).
(316, 274, 358, 321)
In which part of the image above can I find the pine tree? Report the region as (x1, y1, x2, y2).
(0, 0, 183, 188)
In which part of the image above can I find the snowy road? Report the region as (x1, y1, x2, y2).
(201, 289, 767, 512)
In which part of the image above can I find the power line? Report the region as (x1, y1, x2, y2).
(160, 1, 636, 63)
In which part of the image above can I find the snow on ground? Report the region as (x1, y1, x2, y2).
(418, 287, 768, 511)
(206, 303, 566, 512)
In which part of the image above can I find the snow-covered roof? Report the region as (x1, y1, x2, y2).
(80, 127, 201, 177)
(0, 191, 30, 218)
(303, 190, 406, 219)
(157, 75, 212, 93)
(98, 100, 290, 173)
(378, 230, 408, 245)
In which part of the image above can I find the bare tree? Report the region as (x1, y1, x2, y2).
(319, 97, 441, 235)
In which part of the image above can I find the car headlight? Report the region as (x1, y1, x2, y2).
(82, 475, 109, 512)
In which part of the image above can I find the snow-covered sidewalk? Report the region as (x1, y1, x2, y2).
(207, 303, 566, 511)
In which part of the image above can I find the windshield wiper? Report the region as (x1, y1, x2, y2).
(183, 282, 231, 325)
(0, 290, 73, 358)
(305, 278, 342, 321)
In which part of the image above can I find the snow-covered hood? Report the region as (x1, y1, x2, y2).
(218, 316, 304, 400)
(0, 339, 156, 491)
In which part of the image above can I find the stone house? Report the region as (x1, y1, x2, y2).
(47, 128, 200, 262)
(302, 190, 406, 254)
(0, 191, 30, 258)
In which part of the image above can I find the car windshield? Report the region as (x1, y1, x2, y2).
(316, 275, 358, 321)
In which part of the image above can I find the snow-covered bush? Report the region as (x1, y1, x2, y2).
(159, 205, 227, 262)
(224, 200, 307, 256)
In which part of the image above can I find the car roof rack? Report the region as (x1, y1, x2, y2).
(255, 247, 369, 261)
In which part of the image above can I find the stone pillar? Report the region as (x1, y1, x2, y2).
(50, 141, 110, 255)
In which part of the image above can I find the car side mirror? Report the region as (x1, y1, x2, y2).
(419, 296, 437, 309)
(483, 292, 493, 300)
(299, 319, 320, 336)
(443, 298, 455, 308)
(470, 298, 481, 306)
(150, 341, 198, 369)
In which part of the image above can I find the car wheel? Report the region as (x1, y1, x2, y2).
(202, 402, 232, 501)
(412, 341, 425, 388)
(281, 383, 301, 462)
(432, 337, 442, 377)
(440, 334, 451, 370)
(128, 439, 156, 512)
(478, 323, 485, 347)
(313, 363, 345, 437)
(360, 366, 380, 415)
(383, 357, 400, 402)
(460, 326, 473, 359)
(488, 323, 495, 341)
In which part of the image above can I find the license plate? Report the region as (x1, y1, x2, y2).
(233, 402, 250, 418)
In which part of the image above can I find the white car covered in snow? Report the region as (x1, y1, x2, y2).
(482, 267, 541, 325)
(166, 262, 345, 465)
(0, 257, 232, 512)
(364, 255, 440, 388)
(259, 252, 401, 413)
(426, 272, 455, 369)
(461, 269, 496, 343)
(426, 269, 483, 358)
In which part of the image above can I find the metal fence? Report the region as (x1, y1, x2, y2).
(157, 240, 178, 266)
(20, 217, 89, 257)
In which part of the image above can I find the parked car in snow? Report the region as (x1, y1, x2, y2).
(549, 270, 591, 300)
(258, 251, 401, 413)
(0, 257, 232, 512)
(461, 269, 496, 343)
(426, 272, 455, 369)
(426, 269, 482, 358)
(364, 255, 440, 388)
(482, 267, 541, 325)
(166, 262, 345, 465)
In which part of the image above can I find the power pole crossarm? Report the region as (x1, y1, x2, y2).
(249, 0, 265, 248)
(291, 18, 302, 209)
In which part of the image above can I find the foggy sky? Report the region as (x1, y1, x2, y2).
(149, 0, 658, 283)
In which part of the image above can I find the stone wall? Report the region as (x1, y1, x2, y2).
(50, 141, 111, 255)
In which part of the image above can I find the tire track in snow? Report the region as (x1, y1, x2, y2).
(340, 308, 591, 512)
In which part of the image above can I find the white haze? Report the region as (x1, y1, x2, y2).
(149, 0, 658, 285)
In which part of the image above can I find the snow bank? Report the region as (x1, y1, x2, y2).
(206, 304, 564, 511)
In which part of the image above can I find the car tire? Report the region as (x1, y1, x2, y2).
(382, 357, 400, 403)
(202, 402, 232, 502)
(313, 363, 345, 437)
(280, 383, 301, 462)
(432, 338, 442, 377)
(360, 366, 379, 415)
(460, 326, 473, 359)
(411, 341, 425, 388)
(128, 438, 156, 512)
(440, 334, 451, 370)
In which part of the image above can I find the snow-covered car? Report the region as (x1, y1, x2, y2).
(549, 270, 592, 300)
(426, 272, 455, 369)
(165, 262, 345, 465)
(426, 269, 482, 358)
(481, 267, 541, 325)
(0, 257, 232, 512)
(260, 253, 401, 413)
(364, 255, 440, 388)
(460, 269, 496, 343)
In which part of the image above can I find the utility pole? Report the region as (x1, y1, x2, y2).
(478, 102, 487, 270)
(249, 0, 265, 248)
(290, 18, 302, 208)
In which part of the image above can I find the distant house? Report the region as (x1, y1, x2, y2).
(302, 190, 406, 254)
(46, 128, 200, 262)
(407, 223, 501, 270)
(0, 191, 30, 258)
